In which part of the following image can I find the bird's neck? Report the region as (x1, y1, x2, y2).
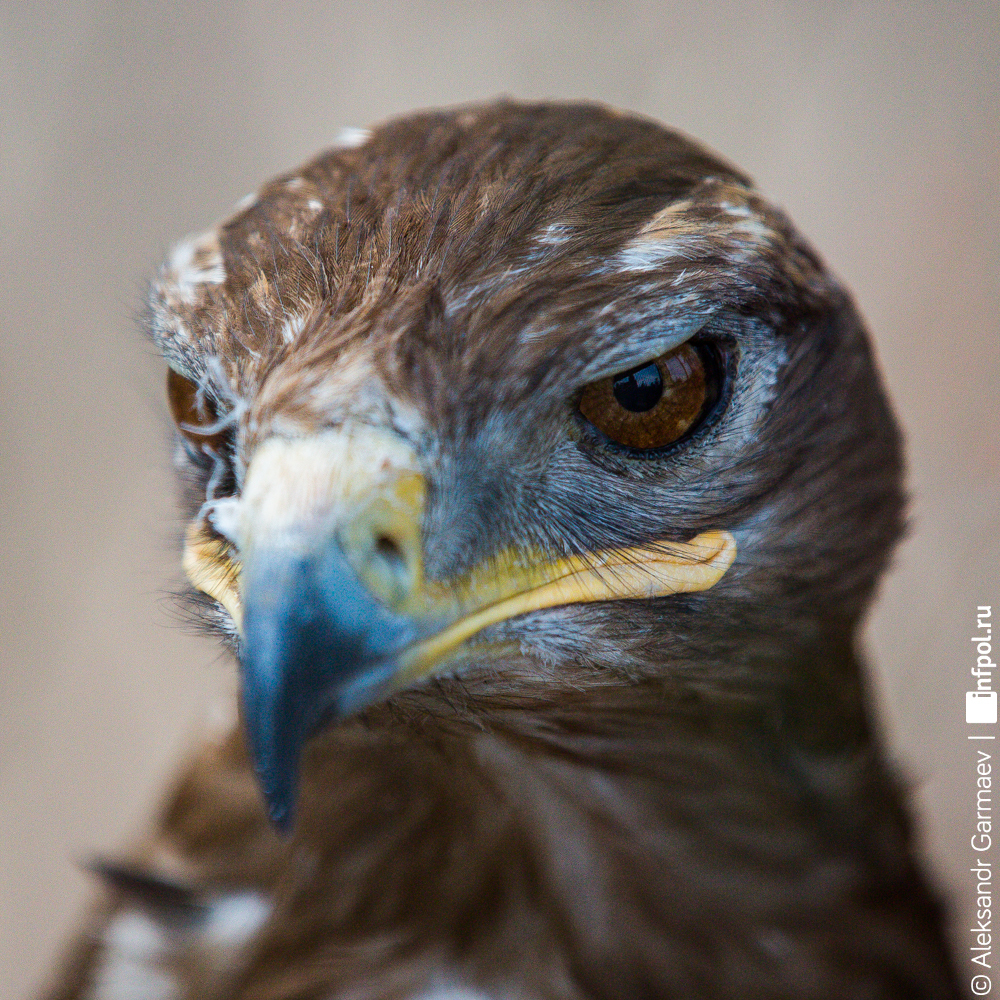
(267, 640, 958, 998)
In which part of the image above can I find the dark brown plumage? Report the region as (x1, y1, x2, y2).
(41, 101, 958, 999)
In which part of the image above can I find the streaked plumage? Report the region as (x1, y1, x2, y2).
(41, 101, 958, 999)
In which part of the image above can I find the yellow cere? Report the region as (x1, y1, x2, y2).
(182, 427, 737, 683)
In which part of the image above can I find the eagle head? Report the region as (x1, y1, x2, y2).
(148, 101, 903, 832)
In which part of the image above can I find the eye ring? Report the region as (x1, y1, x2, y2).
(577, 340, 729, 456)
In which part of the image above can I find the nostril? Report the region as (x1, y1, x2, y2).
(375, 534, 405, 567)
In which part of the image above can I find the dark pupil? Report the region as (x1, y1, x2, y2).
(612, 362, 663, 412)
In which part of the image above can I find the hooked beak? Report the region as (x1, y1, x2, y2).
(238, 544, 414, 829)
(183, 427, 736, 830)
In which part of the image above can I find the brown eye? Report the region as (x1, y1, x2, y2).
(578, 342, 721, 451)
(167, 368, 229, 451)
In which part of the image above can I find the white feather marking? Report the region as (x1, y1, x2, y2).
(279, 311, 309, 344)
(188, 357, 249, 521)
(388, 396, 427, 441)
(200, 354, 247, 411)
(331, 126, 370, 149)
(85, 893, 271, 1000)
(164, 232, 226, 304)
(234, 191, 258, 212)
(203, 892, 272, 947)
(717, 199, 752, 218)
(535, 222, 573, 247)
(611, 182, 777, 274)
(285, 177, 305, 191)
(729, 216, 772, 243)
(103, 912, 168, 962)
(615, 239, 694, 271)
(87, 912, 178, 1000)
(207, 496, 242, 542)
(307, 198, 323, 213)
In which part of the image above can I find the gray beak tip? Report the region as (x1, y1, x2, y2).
(238, 546, 416, 831)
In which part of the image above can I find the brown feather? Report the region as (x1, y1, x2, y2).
(42, 100, 958, 999)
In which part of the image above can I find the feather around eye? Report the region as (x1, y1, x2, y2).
(578, 342, 719, 451)
(167, 368, 231, 451)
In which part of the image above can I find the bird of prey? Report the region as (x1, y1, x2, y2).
(41, 101, 959, 1000)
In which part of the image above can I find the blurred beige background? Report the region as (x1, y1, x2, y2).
(2, 2, 997, 996)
